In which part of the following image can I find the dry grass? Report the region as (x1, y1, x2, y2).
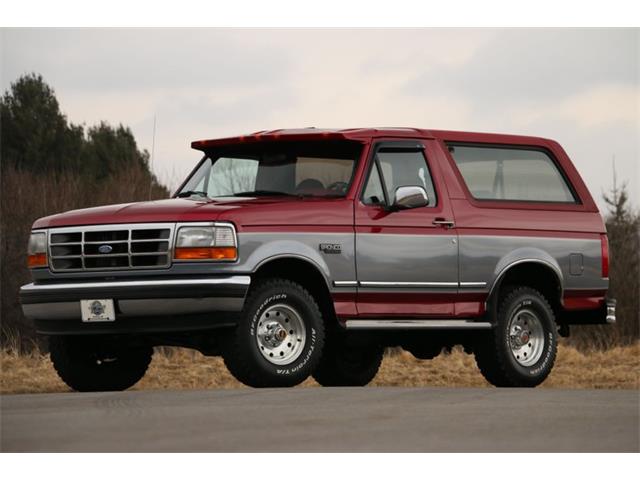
(1, 343, 638, 394)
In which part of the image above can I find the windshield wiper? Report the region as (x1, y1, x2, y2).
(176, 190, 209, 198)
(232, 190, 297, 197)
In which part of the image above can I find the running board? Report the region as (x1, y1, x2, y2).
(344, 319, 493, 330)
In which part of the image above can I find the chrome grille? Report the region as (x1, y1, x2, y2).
(48, 223, 175, 271)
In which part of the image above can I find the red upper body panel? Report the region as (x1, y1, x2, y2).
(33, 128, 604, 235)
(32, 197, 355, 231)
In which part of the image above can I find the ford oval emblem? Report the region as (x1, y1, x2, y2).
(98, 244, 113, 254)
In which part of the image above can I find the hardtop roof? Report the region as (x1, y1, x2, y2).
(191, 127, 555, 151)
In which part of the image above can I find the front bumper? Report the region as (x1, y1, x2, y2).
(20, 276, 250, 335)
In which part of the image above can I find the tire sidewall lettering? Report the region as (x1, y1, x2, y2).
(249, 293, 287, 336)
(529, 331, 554, 376)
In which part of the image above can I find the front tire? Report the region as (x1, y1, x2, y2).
(475, 287, 558, 387)
(49, 336, 152, 392)
(222, 279, 325, 387)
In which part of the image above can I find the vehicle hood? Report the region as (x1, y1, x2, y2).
(32, 196, 353, 229)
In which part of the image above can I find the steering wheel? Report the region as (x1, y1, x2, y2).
(327, 181, 349, 195)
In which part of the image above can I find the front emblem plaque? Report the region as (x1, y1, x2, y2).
(90, 300, 105, 316)
(81, 299, 116, 322)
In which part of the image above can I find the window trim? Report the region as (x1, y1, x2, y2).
(445, 142, 581, 206)
(174, 155, 208, 198)
(359, 141, 438, 208)
(363, 155, 389, 206)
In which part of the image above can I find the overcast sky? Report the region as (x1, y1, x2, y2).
(2, 28, 638, 211)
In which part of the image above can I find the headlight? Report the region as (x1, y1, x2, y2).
(27, 232, 48, 268)
(174, 224, 237, 261)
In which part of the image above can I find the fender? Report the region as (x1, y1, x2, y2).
(253, 252, 332, 290)
(237, 230, 355, 289)
(486, 248, 564, 308)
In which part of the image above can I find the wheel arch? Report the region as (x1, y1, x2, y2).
(486, 255, 564, 321)
(252, 255, 338, 326)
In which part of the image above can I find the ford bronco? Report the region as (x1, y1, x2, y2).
(20, 128, 615, 390)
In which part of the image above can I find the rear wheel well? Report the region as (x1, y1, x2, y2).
(252, 257, 337, 326)
(490, 262, 562, 320)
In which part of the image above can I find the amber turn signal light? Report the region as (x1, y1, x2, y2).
(174, 246, 237, 261)
(27, 232, 48, 268)
(27, 252, 48, 268)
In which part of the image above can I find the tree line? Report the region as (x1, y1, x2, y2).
(1, 73, 162, 181)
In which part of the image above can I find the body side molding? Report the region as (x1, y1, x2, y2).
(333, 281, 487, 288)
(344, 319, 492, 329)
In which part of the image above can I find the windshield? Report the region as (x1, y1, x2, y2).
(178, 140, 361, 198)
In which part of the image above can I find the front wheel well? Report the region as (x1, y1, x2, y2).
(252, 257, 337, 326)
(489, 262, 562, 320)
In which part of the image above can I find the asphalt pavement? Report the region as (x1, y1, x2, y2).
(2, 387, 638, 452)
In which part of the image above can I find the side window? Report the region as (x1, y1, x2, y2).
(362, 148, 437, 207)
(448, 144, 576, 203)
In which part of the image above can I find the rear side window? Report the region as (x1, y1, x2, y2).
(447, 144, 576, 203)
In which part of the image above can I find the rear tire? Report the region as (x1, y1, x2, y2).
(313, 342, 383, 386)
(49, 336, 152, 392)
(475, 287, 557, 387)
(222, 279, 325, 387)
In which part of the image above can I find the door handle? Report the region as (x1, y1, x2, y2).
(433, 218, 455, 228)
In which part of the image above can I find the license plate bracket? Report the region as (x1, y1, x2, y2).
(80, 299, 116, 322)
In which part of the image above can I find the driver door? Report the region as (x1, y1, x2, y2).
(355, 140, 458, 317)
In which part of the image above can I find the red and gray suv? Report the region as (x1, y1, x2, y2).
(20, 128, 615, 390)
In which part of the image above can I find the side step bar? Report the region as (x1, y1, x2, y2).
(344, 319, 493, 330)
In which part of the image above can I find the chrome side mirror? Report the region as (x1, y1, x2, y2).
(391, 186, 429, 210)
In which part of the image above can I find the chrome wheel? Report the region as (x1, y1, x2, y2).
(508, 308, 545, 367)
(256, 304, 306, 365)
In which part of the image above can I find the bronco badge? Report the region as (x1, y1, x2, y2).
(319, 243, 341, 254)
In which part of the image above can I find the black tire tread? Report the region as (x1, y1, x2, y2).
(222, 278, 325, 388)
(49, 337, 152, 392)
(475, 286, 557, 388)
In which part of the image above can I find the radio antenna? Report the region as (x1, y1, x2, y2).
(148, 115, 157, 200)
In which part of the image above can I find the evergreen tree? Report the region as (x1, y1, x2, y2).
(0, 73, 158, 184)
(1, 73, 84, 172)
(84, 122, 151, 180)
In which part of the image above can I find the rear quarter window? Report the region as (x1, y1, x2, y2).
(447, 144, 577, 203)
